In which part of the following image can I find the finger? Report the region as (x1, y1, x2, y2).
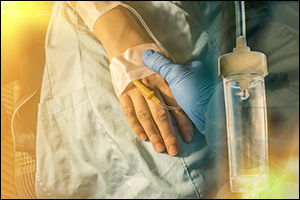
(148, 74, 194, 143)
(158, 80, 194, 143)
(119, 93, 147, 141)
(129, 90, 166, 153)
(146, 90, 180, 156)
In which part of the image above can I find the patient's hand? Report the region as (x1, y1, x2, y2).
(119, 73, 194, 156)
(87, 5, 193, 156)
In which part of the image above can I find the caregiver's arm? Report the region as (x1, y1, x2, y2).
(69, 2, 193, 156)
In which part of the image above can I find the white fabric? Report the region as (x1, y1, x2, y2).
(110, 43, 169, 97)
(75, 1, 121, 31)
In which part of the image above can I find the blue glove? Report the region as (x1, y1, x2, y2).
(142, 49, 218, 133)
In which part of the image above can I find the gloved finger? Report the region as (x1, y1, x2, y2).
(119, 87, 147, 141)
(146, 90, 180, 156)
(127, 86, 166, 153)
(142, 49, 180, 84)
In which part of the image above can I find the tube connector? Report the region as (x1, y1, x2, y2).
(218, 37, 268, 78)
(132, 80, 181, 110)
(233, 37, 250, 52)
(132, 80, 161, 105)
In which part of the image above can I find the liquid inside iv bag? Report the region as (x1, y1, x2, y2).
(231, 174, 269, 193)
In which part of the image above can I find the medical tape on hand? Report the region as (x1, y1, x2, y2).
(73, 1, 175, 97)
(110, 43, 168, 97)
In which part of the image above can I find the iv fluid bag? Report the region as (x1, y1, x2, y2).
(223, 73, 269, 193)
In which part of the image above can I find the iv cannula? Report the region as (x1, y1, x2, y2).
(132, 80, 181, 111)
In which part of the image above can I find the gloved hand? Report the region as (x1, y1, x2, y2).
(142, 49, 219, 133)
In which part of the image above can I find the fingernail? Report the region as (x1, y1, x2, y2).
(156, 142, 165, 152)
(168, 145, 178, 155)
(140, 133, 147, 140)
(184, 132, 192, 143)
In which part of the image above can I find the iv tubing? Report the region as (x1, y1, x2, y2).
(233, 1, 249, 52)
(235, 1, 246, 39)
(120, 2, 176, 62)
(132, 80, 181, 111)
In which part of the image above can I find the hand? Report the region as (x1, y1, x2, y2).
(118, 73, 194, 156)
(85, 4, 194, 156)
(142, 49, 218, 133)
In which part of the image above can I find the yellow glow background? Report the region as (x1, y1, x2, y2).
(1, 1, 299, 199)
(1, 1, 53, 199)
(1, 1, 52, 84)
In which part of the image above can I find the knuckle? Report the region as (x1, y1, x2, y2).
(141, 77, 151, 87)
(137, 109, 151, 121)
(164, 133, 176, 141)
(123, 108, 135, 118)
(172, 108, 185, 116)
(147, 133, 158, 140)
(163, 134, 177, 144)
(156, 109, 169, 122)
(161, 135, 177, 146)
(148, 133, 163, 144)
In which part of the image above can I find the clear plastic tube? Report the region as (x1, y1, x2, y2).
(235, 1, 246, 39)
(159, 103, 181, 111)
(120, 2, 176, 62)
(224, 73, 269, 198)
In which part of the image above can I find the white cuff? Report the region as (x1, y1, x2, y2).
(110, 43, 168, 97)
(75, 1, 121, 31)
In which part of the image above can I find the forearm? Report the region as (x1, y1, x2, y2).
(93, 5, 153, 62)
(70, 1, 153, 62)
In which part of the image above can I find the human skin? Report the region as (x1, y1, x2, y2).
(69, 2, 194, 156)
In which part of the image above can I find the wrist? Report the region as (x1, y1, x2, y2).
(105, 33, 153, 62)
